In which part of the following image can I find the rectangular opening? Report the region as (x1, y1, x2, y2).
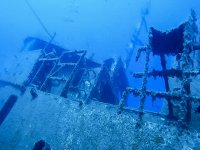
(0, 95, 18, 126)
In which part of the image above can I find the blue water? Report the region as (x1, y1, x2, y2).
(0, 0, 200, 112)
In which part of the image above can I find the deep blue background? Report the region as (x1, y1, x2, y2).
(0, 0, 200, 112)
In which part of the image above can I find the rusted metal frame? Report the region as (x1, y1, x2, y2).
(57, 63, 77, 66)
(49, 65, 65, 77)
(188, 70, 200, 76)
(38, 58, 59, 61)
(40, 50, 87, 91)
(49, 62, 77, 77)
(28, 33, 56, 86)
(118, 87, 200, 123)
(128, 88, 200, 103)
(118, 47, 150, 114)
(50, 50, 85, 76)
(47, 50, 82, 77)
(59, 50, 86, 59)
(122, 47, 151, 127)
(29, 60, 45, 87)
(48, 77, 67, 81)
(133, 69, 182, 78)
(39, 60, 58, 90)
(119, 10, 199, 129)
(136, 47, 147, 61)
(137, 48, 151, 124)
(118, 86, 200, 114)
(118, 88, 130, 114)
(39, 50, 80, 91)
(179, 30, 193, 126)
(176, 11, 198, 128)
(117, 88, 173, 121)
(167, 13, 198, 128)
(60, 51, 87, 98)
(133, 69, 200, 78)
(60, 50, 86, 55)
(31, 58, 76, 89)
(160, 54, 174, 118)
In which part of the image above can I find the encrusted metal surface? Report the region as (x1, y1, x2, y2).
(119, 10, 200, 129)
(0, 87, 200, 150)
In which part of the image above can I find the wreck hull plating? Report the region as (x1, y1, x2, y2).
(0, 86, 199, 149)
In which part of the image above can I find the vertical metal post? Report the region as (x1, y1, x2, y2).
(60, 51, 87, 98)
(39, 60, 58, 91)
(137, 48, 151, 126)
(160, 54, 174, 118)
(179, 10, 197, 128)
(118, 88, 129, 114)
(28, 33, 56, 86)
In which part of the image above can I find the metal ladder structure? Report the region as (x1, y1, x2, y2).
(119, 10, 200, 128)
(28, 50, 90, 99)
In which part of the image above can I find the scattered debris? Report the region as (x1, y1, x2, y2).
(30, 88, 38, 99)
(33, 140, 51, 150)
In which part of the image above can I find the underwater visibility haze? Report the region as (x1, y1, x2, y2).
(0, 0, 200, 149)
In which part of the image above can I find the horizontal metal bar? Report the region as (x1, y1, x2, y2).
(126, 87, 200, 103)
(60, 50, 86, 56)
(38, 58, 59, 61)
(136, 47, 148, 61)
(133, 69, 200, 78)
(57, 63, 77, 66)
(49, 77, 67, 81)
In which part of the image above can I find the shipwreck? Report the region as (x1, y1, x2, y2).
(0, 10, 200, 150)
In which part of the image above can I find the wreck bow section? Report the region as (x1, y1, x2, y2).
(0, 37, 128, 105)
(0, 37, 131, 149)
